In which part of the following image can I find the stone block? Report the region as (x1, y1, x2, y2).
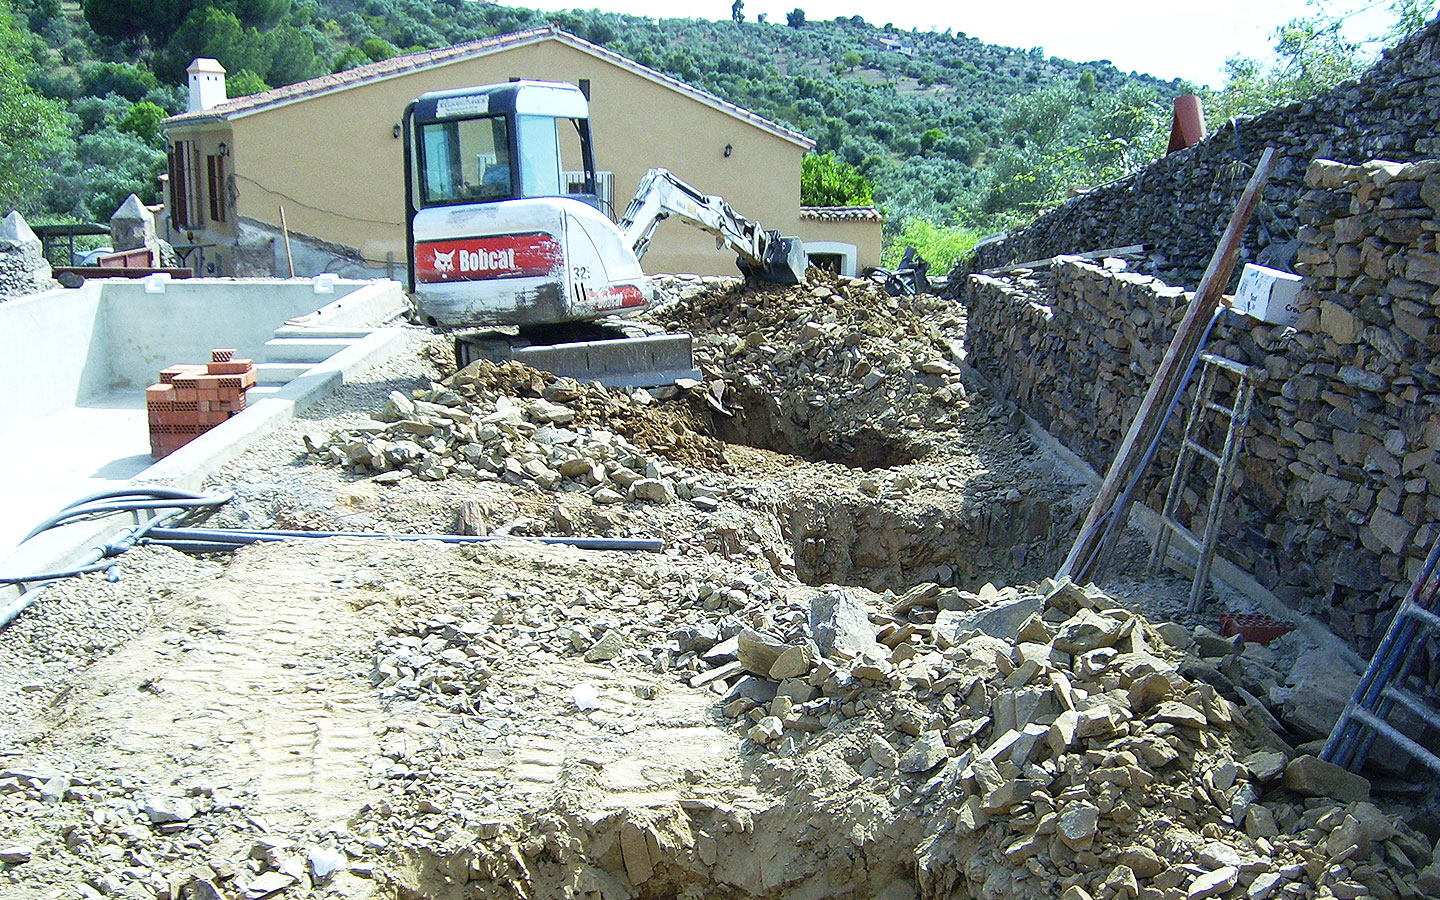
(1283, 755, 1370, 802)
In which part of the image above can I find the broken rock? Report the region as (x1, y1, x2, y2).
(583, 630, 625, 662)
(933, 594, 1041, 645)
(139, 796, 196, 825)
(898, 730, 948, 774)
(0, 846, 33, 864)
(736, 629, 788, 677)
(808, 589, 881, 659)
(1188, 866, 1238, 900)
(1052, 608, 1123, 654)
(1057, 800, 1100, 850)
(1282, 755, 1370, 802)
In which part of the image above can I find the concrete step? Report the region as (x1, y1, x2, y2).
(253, 362, 314, 386)
(263, 337, 358, 364)
(272, 326, 378, 339)
(245, 385, 286, 400)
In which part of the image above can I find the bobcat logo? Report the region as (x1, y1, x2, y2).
(432, 249, 456, 274)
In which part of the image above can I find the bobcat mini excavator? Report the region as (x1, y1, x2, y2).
(402, 80, 808, 384)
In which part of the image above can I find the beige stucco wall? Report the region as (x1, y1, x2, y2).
(197, 39, 823, 278)
(162, 125, 237, 268)
(799, 217, 883, 274)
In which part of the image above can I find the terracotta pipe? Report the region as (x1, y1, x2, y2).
(1166, 94, 1207, 153)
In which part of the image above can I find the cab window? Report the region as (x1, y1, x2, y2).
(420, 115, 511, 205)
(516, 115, 563, 197)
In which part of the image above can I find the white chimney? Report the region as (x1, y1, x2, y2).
(187, 58, 227, 112)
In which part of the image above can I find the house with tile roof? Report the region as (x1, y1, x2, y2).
(161, 27, 881, 280)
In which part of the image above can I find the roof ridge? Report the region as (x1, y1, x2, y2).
(548, 30, 813, 148)
(163, 27, 813, 149)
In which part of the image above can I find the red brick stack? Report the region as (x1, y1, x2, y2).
(147, 349, 256, 458)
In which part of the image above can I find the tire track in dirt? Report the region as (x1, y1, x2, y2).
(53, 540, 389, 827)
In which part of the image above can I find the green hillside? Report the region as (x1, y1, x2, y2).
(0, 0, 1188, 256)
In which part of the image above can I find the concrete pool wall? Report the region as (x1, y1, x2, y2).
(0, 277, 404, 432)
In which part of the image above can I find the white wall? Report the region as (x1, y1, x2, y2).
(0, 278, 404, 430)
(0, 285, 108, 429)
(99, 278, 393, 389)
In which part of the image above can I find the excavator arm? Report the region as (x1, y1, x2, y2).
(616, 168, 808, 285)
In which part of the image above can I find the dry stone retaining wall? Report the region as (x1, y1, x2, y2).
(964, 158, 1440, 669)
(0, 211, 55, 301)
(963, 17, 1440, 290)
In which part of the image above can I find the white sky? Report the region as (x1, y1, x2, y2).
(504, 0, 1403, 87)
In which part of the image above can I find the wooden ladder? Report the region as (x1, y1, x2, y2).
(1148, 351, 1259, 612)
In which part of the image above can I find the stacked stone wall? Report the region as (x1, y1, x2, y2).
(0, 211, 57, 301)
(962, 17, 1440, 291)
(964, 158, 1440, 670)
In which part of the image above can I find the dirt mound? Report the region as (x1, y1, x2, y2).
(652, 271, 966, 468)
(446, 358, 729, 470)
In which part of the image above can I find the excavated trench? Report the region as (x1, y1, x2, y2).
(706, 380, 929, 471)
(694, 379, 1075, 596)
(379, 799, 928, 900)
(776, 487, 1064, 592)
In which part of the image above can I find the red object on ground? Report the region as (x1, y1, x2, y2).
(1219, 612, 1296, 645)
(147, 350, 255, 457)
(98, 247, 155, 268)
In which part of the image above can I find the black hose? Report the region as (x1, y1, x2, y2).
(2, 488, 665, 630)
(4, 486, 668, 627)
(21, 490, 232, 542)
(0, 490, 233, 627)
(143, 526, 665, 553)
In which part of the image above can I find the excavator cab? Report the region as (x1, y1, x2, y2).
(401, 81, 652, 329)
(405, 81, 600, 212)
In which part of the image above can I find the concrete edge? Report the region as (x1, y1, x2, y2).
(2, 280, 102, 311)
(139, 327, 411, 489)
(286, 280, 406, 329)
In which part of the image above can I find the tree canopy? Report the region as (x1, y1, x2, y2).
(801, 152, 874, 206)
(5, 0, 1426, 243)
(0, 1, 69, 214)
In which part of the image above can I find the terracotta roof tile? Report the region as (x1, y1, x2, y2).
(800, 206, 883, 223)
(164, 27, 814, 149)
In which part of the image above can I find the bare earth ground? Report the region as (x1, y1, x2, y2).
(1, 275, 1434, 900)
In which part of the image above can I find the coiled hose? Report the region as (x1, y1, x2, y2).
(0, 488, 233, 628)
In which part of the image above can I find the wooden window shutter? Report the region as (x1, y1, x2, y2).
(207, 155, 227, 223)
(169, 143, 188, 228)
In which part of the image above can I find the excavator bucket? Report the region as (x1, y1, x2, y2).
(739, 233, 808, 285)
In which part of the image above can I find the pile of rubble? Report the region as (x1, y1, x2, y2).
(304, 363, 724, 508)
(309, 270, 976, 491)
(654, 272, 968, 465)
(359, 534, 1439, 900)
